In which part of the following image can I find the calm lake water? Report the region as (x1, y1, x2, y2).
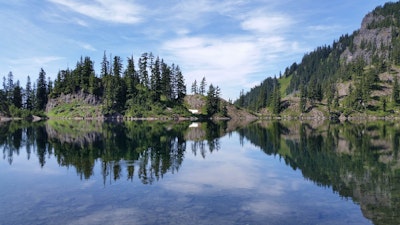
(1, 120, 399, 225)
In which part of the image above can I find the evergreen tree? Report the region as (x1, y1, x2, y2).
(12, 81, 22, 108)
(100, 51, 110, 78)
(25, 76, 33, 110)
(124, 55, 138, 99)
(326, 83, 336, 112)
(6, 71, 14, 103)
(392, 76, 399, 105)
(191, 80, 198, 94)
(72, 57, 83, 92)
(271, 81, 281, 114)
(36, 68, 47, 111)
(238, 89, 245, 107)
(199, 77, 206, 95)
(206, 84, 217, 116)
(150, 56, 162, 100)
(139, 53, 149, 87)
(160, 60, 172, 100)
(81, 56, 94, 92)
(299, 83, 307, 113)
(114, 56, 127, 112)
(88, 70, 99, 95)
(113, 56, 123, 78)
(205, 84, 222, 116)
(47, 78, 53, 98)
(175, 66, 186, 102)
(215, 85, 221, 110)
(2, 76, 6, 94)
(0, 88, 6, 113)
(307, 78, 322, 106)
(32, 82, 37, 111)
(333, 89, 340, 108)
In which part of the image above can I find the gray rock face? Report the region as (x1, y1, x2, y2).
(46, 91, 102, 112)
(341, 12, 392, 64)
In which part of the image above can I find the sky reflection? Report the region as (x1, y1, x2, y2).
(0, 124, 374, 225)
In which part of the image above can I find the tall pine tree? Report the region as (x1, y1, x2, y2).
(36, 68, 47, 110)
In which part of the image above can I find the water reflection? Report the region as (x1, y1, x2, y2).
(1, 120, 226, 185)
(1, 120, 400, 224)
(238, 121, 400, 225)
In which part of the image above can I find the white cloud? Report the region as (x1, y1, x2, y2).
(308, 25, 342, 31)
(162, 141, 261, 193)
(48, 0, 144, 24)
(161, 33, 303, 99)
(243, 200, 289, 215)
(72, 41, 97, 51)
(162, 36, 262, 98)
(241, 14, 294, 34)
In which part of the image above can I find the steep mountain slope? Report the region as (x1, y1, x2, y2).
(235, 1, 400, 118)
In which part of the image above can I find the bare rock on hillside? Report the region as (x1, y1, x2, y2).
(341, 12, 391, 64)
(184, 94, 256, 120)
(46, 91, 102, 113)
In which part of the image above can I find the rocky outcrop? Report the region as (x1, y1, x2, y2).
(46, 91, 102, 113)
(341, 11, 392, 64)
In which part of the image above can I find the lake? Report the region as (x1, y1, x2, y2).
(1, 120, 399, 225)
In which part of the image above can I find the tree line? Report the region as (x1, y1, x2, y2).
(52, 52, 187, 116)
(1, 69, 49, 117)
(235, 77, 281, 114)
(0, 52, 189, 118)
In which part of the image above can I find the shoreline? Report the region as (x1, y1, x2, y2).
(2, 114, 400, 123)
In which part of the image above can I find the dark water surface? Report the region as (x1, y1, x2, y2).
(1, 120, 399, 224)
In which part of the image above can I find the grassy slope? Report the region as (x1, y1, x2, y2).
(279, 75, 291, 98)
(47, 101, 102, 118)
(276, 65, 400, 118)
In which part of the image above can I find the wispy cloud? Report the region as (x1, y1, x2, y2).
(162, 36, 262, 98)
(241, 14, 294, 34)
(48, 0, 144, 24)
(70, 40, 97, 51)
(308, 25, 343, 32)
(9, 56, 64, 66)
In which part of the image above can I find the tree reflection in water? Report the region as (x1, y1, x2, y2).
(0, 120, 224, 185)
(238, 121, 400, 225)
(2, 120, 400, 224)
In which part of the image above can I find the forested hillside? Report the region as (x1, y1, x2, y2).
(49, 52, 188, 117)
(0, 52, 188, 118)
(235, 2, 400, 118)
(0, 51, 232, 119)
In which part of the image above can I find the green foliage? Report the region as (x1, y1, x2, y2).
(299, 84, 307, 113)
(206, 84, 219, 116)
(278, 75, 291, 97)
(392, 76, 399, 105)
(36, 68, 48, 111)
(234, 77, 278, 111)
(270, 81, 281, 115)
(236, 2, 400, 116)
(47, 52, 189, 117)
(47, 102, 101, 118)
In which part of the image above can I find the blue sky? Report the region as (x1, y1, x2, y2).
(0, 0, 391, 100)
